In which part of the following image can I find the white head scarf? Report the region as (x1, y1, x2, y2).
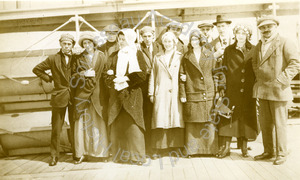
(116, 29, 141, 77)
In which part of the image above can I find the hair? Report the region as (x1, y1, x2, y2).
(187, 30, 207, 51)
(161, 32, 178, 51)
(233, 24, 252, 41)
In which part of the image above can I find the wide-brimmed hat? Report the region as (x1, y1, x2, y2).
(213, 15, 232, 26)
(78, 31, 96, 48)
(59, 33, 75, 44)
(198, 22, 214, 28)
(257, 15, 279, 28)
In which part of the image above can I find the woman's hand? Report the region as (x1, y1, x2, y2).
(180, 97, 187, 103)
(84, 68, 95, 77)
(149, 96, 154, 103)
(180, 74, 186, 82)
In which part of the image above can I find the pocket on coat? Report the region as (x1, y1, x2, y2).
(183, 102, 192, 119)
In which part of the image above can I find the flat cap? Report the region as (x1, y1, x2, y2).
(257, 15, 279, 27)
(166, 22, 183, 29)
(59, 33, 75, 44)
(103, 24, 120, 32)
(198, 22, 214, 28)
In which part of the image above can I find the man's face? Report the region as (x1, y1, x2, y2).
(142, 32, 154, 46)
(106, 31, 118, 42)
(259, 23, 277, 39)
(200, 27, 212, 37)
(168, 27, 182, 38)
(60, 40, 73, 54)
(216, 22, 230, 36)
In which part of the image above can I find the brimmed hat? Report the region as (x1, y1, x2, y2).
(103, 24, 120, 32)
(198, 23, 214, 28)
(257, 15, 279, 28)
(59, 33, 75, 44)
(140, 26, 155, 35)
(78, 31, 96, 48)
(213, 15, 232, 26)
(233, 24, 252, 38)
(166, 22, 183, 30)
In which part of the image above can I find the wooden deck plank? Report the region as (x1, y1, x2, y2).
(212, 157, 238, 180)
(160, 168, 173, 180)
(201, 157, 223, 179)
(190, 157, 210, 179)
(230, 152, 264, 180)
(183, 166, 198, 180)
(221, 154, 250, 179)
(149, 168, 161, 180)
(172, 167, 185, 180)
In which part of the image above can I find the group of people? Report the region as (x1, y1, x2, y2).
(32, 14, 300, 167)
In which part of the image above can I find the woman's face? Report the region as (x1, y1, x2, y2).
(190, 36, 200, 48)
(83, 39, 95, 52)
(162, 37, 175, 51)
(117, 34, 128, 49)
(235, 29, 247, 43)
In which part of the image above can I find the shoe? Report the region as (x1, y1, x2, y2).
(74, 156, 85, 164)
(218, 141, 231, 159)
(49, 157, 58, 166)
(241, 138, 249, 157)
(254, 152, 275, 161)
(273, 156, 287, 165)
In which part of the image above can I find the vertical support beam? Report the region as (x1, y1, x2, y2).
(151, 10, 156, 38)
(272, 2, 277, 16)
(75, 14, 80, 45)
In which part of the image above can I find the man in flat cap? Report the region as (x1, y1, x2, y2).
(33, 33, 76, 166)
(252, 15, 300, 165)
(198, 22, 214, 43)
(98, 24, 120, 58)
(156, 22, 187, 54)
(137, 26, 161, 156)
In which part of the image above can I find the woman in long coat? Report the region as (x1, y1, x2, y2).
(149, 32, 184, 155)
(179, 30, 218, 156)
(217, 25, 259, 158)
(105, 29, 146, 165)
(72, 31, 109, 163)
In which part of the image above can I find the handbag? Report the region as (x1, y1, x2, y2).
(214, 97, 235, 119)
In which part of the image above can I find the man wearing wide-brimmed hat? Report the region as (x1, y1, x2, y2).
(211, 15, 235, 61)
(33, 33, 76, 166)
(98, 24, 120, 58)
(252, 15, 300, 165)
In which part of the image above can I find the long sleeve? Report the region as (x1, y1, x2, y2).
(179, 59, 186, 99)
(148, 57, 156, 96)
(32, 57, 52, 83)
(277, 38, 300, 86)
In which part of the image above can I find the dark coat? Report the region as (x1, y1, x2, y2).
(252, 34, 300, 101)
(32, 50, 74, 108)
(179, 48, 216, 122)
(71, 50, 108, 121)
(97, 41, 119, 59)
(104, 50, 147, 130)
(218, 42, 259, 140)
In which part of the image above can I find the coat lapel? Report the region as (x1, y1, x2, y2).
(260, 35, 280, 66)
(186, 52, 202, 74)
(54, 53, 67, 82)
(141, 43, 152, 69)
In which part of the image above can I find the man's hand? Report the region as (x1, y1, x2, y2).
(149, 96, 154, 103)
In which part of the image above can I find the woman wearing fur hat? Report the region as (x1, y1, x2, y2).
(216, 25, 259, 158)
(72, 31, 109, 164)
(105, 29, 147, 165)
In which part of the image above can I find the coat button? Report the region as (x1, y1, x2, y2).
(241, 79, 245, 83)
(240, 89, 244, 93)
(203, 93, 206, 96)
(241, 69, 245, 73)
(200, 77, 204, 80)
(169, 89, 172, 93)
(203, 97, 207, 100)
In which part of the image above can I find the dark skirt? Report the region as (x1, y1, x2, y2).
(110, 108, 146, 163)
(151, 128, 184, 149)
(185, 122, 218, 155)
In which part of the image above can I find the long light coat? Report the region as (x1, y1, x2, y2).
(149, 50, 184, 129)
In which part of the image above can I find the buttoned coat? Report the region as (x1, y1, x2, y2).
(218, 42, 259, 140)
(149, 50, 184, 129)
(179, 48, 217, 122)
(33, 50, 74, 108)
(252, 34, 300, 101)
